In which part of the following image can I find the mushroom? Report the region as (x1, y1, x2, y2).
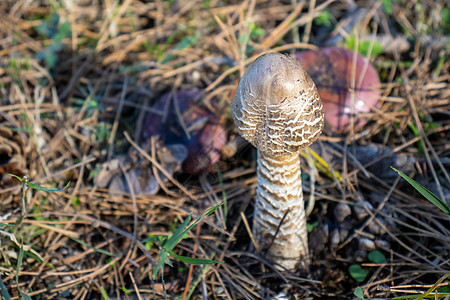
(231, 53, 324, 269)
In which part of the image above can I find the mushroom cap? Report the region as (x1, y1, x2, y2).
(295, 47, 381, 133)
(232, 53, 324, 156)
(142, 89, 227, 175)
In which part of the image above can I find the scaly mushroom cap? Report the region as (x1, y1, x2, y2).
(232, 53, 324, 156)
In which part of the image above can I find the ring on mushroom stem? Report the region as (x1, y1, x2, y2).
(231, 53, 324, 270)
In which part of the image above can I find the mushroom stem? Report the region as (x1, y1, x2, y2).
(254, 151, 308, 269)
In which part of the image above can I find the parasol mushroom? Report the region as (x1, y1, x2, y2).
(231, 53, 324, 269)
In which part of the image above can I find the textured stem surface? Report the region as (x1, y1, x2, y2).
(253, 151, 308, 269)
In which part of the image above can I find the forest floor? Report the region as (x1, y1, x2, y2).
(1, 0, 449, 299)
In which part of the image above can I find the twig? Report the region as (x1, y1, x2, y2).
(129, 271, 143, 300)
(108, 76, 128, 161)
(240, 211, 259, 252)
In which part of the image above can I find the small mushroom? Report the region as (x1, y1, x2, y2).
(232, 53, 324, 269)
(359, 237, 376, 251)
(334, 202, 352, 223)
(353, 201, 373, 220)
(330, 228, 340, 249)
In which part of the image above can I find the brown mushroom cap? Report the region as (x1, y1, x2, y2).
(295, 47, 381, 133)
(232, 53, 324, 156)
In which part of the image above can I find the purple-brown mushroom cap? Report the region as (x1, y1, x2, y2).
(142, 89, 226, 175)
(296, 47, 381, 133)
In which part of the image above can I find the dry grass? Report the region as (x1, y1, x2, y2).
(1, 0, 449, 299)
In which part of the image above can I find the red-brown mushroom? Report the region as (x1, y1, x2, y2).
(296, 47, 381, 133)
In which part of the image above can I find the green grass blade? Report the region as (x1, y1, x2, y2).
(151, 203, 224, 280)
(8, 174, 70, 192)
(392, 294, 450, 299)
(407, 123, 424, 153)
(152, 248, 168, 279)
(391, 167, 450, 215)
(182, 203, 223, 235)
(0, 275, 11, 300)
(163, 203, 223, 253)
(161, 269, 167, 300)
(217, 168, 228, 226)
(100, 286, 110, 300)
(25, 181, 70, 192)
(151, 214, 195, 279)
(169, 252, 223, 265)
(163, 215, 191, 252)
(15, 244, 23, 293)
(16, 244, 32, 300)
(164, 253, 173, 268)
(416, 272, 450, 300)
